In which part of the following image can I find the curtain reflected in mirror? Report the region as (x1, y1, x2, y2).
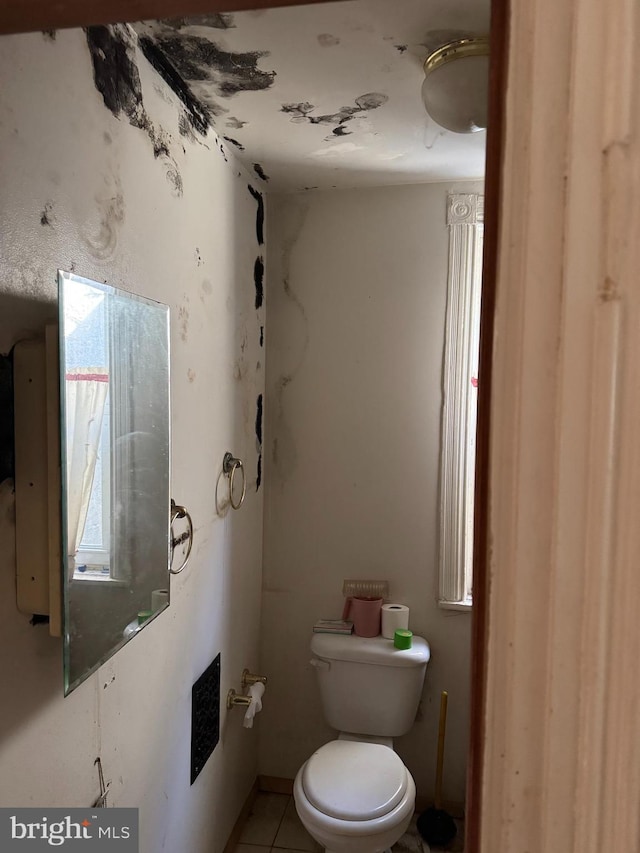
(59, 271, 170, 694)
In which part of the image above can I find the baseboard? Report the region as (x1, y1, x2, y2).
(223, 778, 260, 853)
(258, 775, 294, 796)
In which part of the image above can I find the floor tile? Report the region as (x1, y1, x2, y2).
(273, 799, 321, 852)
(239, 793, 290, 846)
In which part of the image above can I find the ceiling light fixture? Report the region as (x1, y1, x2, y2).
(422, 36, 490, 134)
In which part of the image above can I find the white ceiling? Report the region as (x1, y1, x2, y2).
(135, 0, 490, 191)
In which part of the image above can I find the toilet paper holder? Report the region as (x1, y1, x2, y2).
(227, 670, 268, 709)
(242, 669, 267, 688)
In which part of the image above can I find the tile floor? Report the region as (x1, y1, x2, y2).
(235, 793, 464, 853)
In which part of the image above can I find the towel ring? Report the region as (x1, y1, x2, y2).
(170, 499, 194, 574)
(223, 452, 246, 510)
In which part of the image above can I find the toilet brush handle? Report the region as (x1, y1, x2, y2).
(434, 691, 448, 810)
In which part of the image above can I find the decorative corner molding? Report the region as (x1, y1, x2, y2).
(447, 193, 484, 226)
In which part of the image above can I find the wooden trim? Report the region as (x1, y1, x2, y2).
(222, 777, 260, 853)
(0, 0, 342, 37)
(465, 0, 508, 849)
(257, 775, 294, 796)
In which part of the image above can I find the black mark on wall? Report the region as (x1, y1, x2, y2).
(394, 44, 408, 53)
(223, 136, 245, 151)
(86, 25, 146, 126)
(0, 353, 14, 484)
(140, 34, 275, 98)
(255, 393, 263, 490)
(40, 201, 55, 227)
(253, 163, 270, 182)
(248, 185, 264, 246)
(254, 256, 264, 309)
(317, 33, 340, 47)
(281, 92, 388, 137)
(86, 26, 184, 196)
(260, 326, 264, 347)
(139, 35, 211, 135)
(42, 29, 56, 40)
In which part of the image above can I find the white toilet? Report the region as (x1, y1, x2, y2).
(294, 632, 431, 853)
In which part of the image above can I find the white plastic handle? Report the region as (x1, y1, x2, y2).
(310, 657, 331, 671)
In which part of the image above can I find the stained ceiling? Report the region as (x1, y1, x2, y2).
(134, 0, 490, 191)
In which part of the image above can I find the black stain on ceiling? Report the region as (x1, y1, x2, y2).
(248, 185, 264, 246)
(224, 136, 245, 151)
(138, 35, 211, 135)
(226, 116, 247, 130)
(40, 201, 55, 227)
(217, 139, 228, 161)
(282, 92, 388, 137)
(317, 33, 340, 47)
(85, 25, 184, 195)
(159, 13, 236, 30)
(254, 256, 264, 309)
(255, 393, 263, 491)
(253, 163, 270, 182)
(140, 34, 276, 98)
(394, 44, 408, 53)
(260, 326, 264, 347)
(0, 352, 14, 485)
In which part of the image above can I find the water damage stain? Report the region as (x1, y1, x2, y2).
(282, 93, 388, 137)
(40, 201, 55, 227)
(139, 33, 276, 99)
(224, 136, 245, 151)
(248, 185, 264, 246)
(317, 33, 340, 47)
(253, 163, 270, 182)
(0, 353, 14, 484)
(255, 393, 263, 490)
(82, 176, 125, 260)
(138, 35, 211, 135)
(86, 25, 184, 195)
(254, 256, 264, 309)
(226, 116, 247, 130)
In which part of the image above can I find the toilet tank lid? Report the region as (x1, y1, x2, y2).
(311, 633, 430, 667)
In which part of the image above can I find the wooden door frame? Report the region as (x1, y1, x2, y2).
(0, 4, 505, 852)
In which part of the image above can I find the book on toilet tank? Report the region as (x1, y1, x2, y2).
(313, 620, 354, 634)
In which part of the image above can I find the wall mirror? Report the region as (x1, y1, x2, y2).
(59, 271, 170, 694)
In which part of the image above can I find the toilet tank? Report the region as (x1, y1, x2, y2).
(310, 633, 430, 737)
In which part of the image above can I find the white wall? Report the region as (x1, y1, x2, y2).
(0, 27, 265, 853)
(261, 181, 482, 804)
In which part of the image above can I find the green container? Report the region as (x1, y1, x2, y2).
(394, 629, 413, 650)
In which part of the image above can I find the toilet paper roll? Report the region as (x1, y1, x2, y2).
(243, 682, 265, 729)
(151, 589, 169, 612)
(381, 603, 410, 639)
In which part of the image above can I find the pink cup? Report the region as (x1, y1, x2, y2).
(343, 596, 383, 637)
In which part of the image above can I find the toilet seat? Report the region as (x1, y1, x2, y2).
(301, 740, 409, 821)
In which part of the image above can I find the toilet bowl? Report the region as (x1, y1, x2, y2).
(293, 740, 416, 853)
(296, 633, 430, 853)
